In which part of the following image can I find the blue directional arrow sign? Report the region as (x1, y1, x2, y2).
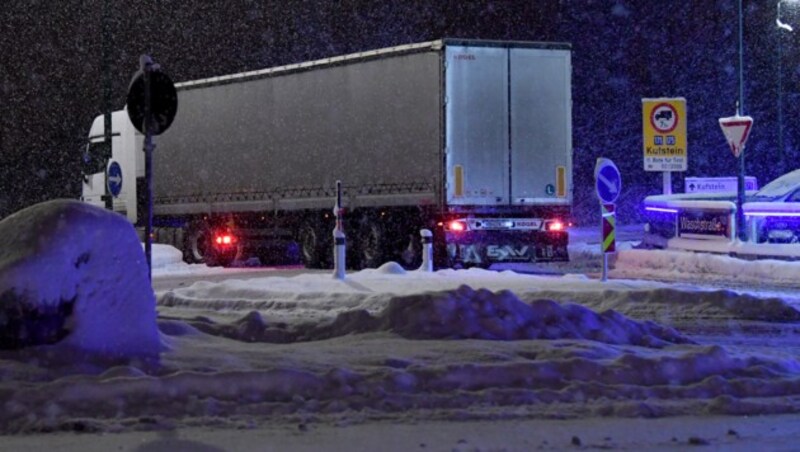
(107, 161, 123, 198)
(595, 158, 622, 204)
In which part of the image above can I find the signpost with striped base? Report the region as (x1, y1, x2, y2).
(601, 203, 616, 282)
(602, 203, 616, 253)
(595, 158, 621, 283)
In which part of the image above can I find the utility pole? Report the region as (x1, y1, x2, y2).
(736, 0, 747, 242)
(102, 0, 113, 210)
(777, 0, 797, 175)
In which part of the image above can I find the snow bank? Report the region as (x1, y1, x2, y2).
(0, 200, 160, 360)
(187, 285, 692, 347)
(149, 243, 184, 269)
(160, 266, 800, 327)
(378, 286, 691, 346)
(4, 319, 800, 435)
(147, 243, 225, 277)
(615, 248, 800, 286)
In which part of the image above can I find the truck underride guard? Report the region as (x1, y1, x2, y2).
(442, 217, 569, 267)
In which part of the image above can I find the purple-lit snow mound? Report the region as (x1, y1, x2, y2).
(0, 200, 160, 360)
(380, 285, 693, 346)
(193, 285, 692, 348)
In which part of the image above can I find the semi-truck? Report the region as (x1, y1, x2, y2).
(81, 39, 573, 269)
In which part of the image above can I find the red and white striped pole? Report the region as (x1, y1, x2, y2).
(332, 180, 346, 280)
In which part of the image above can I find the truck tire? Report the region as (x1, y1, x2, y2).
(184, 222, 240, 267)
(299, 221, 331, 269)
(357, 222, 388, 269)
(398, 231, 422, 270)
(184, 223, 211, 264)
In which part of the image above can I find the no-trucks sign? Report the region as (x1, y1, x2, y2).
(642, 98, 687, 172)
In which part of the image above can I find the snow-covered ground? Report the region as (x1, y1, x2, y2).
(5, 201, 800, 450)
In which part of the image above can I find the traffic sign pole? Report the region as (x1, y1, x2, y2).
(738, 146, 745, 241)
(127, 54, 177, 283)
(102, 0, 112, 212)
(719, 114, 754, 243)
(142, 55, 155, 283)
(594, 158, 621, 283)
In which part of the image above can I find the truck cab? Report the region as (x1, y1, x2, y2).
(81, 110, 142, 224)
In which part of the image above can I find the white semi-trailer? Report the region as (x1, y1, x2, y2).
(82, 39, 573, 269)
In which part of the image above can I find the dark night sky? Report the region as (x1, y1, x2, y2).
(1, 0, 799, 224)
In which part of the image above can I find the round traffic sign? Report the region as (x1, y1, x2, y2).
(595, 158, 622, 204)
(107, 161, 123, 198)
(650, 102, 679, 133)
(127, 69, 178, 136)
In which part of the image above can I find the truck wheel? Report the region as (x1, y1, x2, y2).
(185, 224, 212, 264)
(299, 222, 330, 269)
(398, 232, 422, 270)
(358, 222, 387, 269)
(184, 222, 240, 266)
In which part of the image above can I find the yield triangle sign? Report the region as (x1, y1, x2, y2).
(719, 114, 753, 158)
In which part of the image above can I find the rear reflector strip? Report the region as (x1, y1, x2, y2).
(556, 166, 566, 198)
(454, 165, 464, 197)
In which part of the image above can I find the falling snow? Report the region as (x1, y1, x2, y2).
(1, 2, 799, 224)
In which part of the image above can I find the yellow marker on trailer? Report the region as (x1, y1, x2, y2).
(556, 166, 567, 198)
(454, 165, 464, 197)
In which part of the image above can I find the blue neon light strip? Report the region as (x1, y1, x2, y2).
(744, 211, 800, 217)
(645, 206, 679, 214)
(646, 204, 800, 217)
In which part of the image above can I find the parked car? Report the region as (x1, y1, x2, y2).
(746, 168, 800, 243)
(748, 169, 800, 203)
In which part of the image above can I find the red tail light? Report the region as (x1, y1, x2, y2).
(214, 233, 237, 246)
(446, 220, 467, 232)
(545, 220, 564, 232)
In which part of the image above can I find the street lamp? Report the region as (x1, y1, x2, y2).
(777, 0, 797, 175)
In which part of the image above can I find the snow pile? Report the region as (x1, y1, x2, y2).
(148, 243, 223, 276)
(614, 248, 800, 285)
(0, 200, 160, 360)
(533, 287, 800, 323)
(185, 285, 692, 347)
(3, 314, 800, 435)
(160, 266, 800, 328)
(7, 220, 800, 439)
(376, 261, 407, 274)
(379, 285, 691, 346)
(149, 243, 184, 269)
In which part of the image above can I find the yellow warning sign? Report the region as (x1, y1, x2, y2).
(642, 97, 687, 172)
